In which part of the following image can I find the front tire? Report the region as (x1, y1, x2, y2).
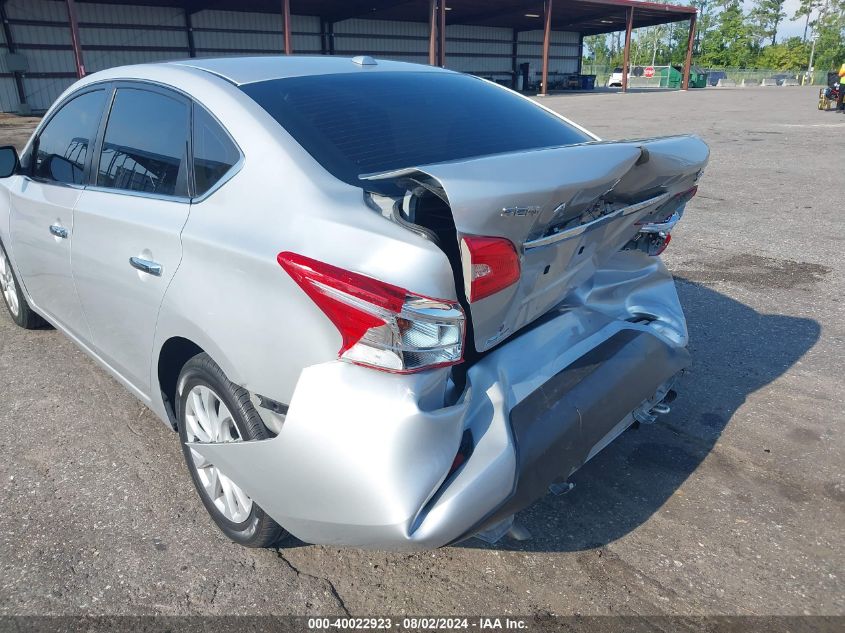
(176, 353, 286, 548)
(0, 242, 46, 329)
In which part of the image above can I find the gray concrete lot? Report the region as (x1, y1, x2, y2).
(0, 86, 842, 617)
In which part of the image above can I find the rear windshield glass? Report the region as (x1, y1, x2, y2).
(240, 71, 591, 188)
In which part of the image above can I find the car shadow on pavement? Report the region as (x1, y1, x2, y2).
(459, 278, 821, 553)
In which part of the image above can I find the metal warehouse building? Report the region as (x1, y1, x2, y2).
(0, 0, 697, 113)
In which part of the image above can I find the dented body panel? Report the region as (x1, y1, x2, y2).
(365, 136, 708, 352)
(192, 252, 689, 549)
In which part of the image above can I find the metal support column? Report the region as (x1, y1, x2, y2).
(185, 9, 196, 58)
(540, 0, 552, 96)
(428, 0, 437, 65)
(65, 0, 85, 78)
(681, 14, 697, 90)
(281, 0, 292, 55)
(621, 6, 633, 93)
(511, 28, 518, 90)
(577, 34, 584, 75)
(437, 0, 446, 67)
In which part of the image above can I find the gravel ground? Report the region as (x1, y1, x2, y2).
(0, 86, 842, 618)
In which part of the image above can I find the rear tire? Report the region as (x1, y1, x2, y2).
(0, 242, 47, 330)
(176, 353, 287, 548)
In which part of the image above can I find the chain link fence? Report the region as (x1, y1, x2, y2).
(581, 64, 831, 88)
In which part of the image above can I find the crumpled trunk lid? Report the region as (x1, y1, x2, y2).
(365, 135, 709, 352)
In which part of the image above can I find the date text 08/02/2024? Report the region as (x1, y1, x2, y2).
(307, 617, 529, 630)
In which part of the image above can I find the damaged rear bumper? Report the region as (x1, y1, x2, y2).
(191, 257, 690, 550)
(458, 327, 688, 542)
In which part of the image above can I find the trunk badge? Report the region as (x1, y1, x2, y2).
(501, 206, 540, 217)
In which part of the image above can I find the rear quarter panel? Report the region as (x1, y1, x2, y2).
(153, 91, 459, 409)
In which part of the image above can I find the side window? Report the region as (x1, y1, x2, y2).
(193, 106, 240, 197)
(32, 89, 106, 185)
(97, 88, 188, 197)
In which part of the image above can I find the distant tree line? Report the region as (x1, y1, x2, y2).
(583, 0, 845, 71)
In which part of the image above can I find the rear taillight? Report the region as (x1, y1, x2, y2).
(679, 185, 698, 204)
(278, 252, 465, 373)
(460, 236, 520, 303)
(653, 232, 672, 256)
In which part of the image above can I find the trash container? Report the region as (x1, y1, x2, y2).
(688, 67, 707, 88)
(581, 74, 596, 90)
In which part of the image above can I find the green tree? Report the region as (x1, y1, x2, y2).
(691, 0, 719, 54)
(699, 0, 758, 67)
(750, 0, 787, 45)
(582, 0, 844, 75)
(583, 34, 614, 66)
(757, 36, 811, 67)
(811, 0, 845, 71)
(793, 0, 824, 41)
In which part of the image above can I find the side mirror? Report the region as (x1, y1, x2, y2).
(0, 145, 19, 178)
(45, 154, 82, 184)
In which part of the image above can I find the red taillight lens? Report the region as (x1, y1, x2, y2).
(654, 232, 672, 256)
(278, 252, 465, 373)
(680, 185, 698, 204)
(460, 236, 520, 303)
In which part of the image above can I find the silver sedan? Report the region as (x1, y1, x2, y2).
(0, 56, 707, 550)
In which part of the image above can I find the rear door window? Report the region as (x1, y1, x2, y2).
(192, 106, 240, 197)
(96, 88, 189, 197)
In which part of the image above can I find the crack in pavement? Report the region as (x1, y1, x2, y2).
(275, 549, 350, 616)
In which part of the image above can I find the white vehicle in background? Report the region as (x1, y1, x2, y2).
(607, 66, 625, 87)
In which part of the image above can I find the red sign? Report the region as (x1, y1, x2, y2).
(644, 66, 655, 78)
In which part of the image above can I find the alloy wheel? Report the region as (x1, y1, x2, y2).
(0, 248, 19, 318)
(184, 384, 253, 523)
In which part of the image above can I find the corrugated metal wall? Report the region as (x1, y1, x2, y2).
(517, 30, 581, 80)
(191, 11, 321, 57)
(333, 18, 429, 65)
(4, 0, 76, 112)
(0, 0, 581, 113)
(444, 24, 513, 80)
(0, 18, 20, 111)
(3, 0, 190, 111)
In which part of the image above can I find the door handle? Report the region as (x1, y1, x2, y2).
(129, 256, 162, 277)
(49, 225, 68, 239)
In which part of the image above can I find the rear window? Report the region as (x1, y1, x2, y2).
(240, 71, 591, 188)
(193, 106, 240, 197)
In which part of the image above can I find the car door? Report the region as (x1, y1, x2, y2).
(8, 87, 108, 339)
(71, 84, 191, 395)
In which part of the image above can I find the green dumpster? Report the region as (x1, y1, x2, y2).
(658, 66, 682, 88)
(688, 65, 707, 88)
(659, 65, 707, 89)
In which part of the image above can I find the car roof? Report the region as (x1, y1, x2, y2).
(167, 55, 449, 86)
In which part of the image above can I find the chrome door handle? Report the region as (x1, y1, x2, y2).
(49, 225, 68, 239)
(129, 257, 162, 277)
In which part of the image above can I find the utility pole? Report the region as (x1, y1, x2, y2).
(806, 32, 817, 85)
(651, 26, 659, 66)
